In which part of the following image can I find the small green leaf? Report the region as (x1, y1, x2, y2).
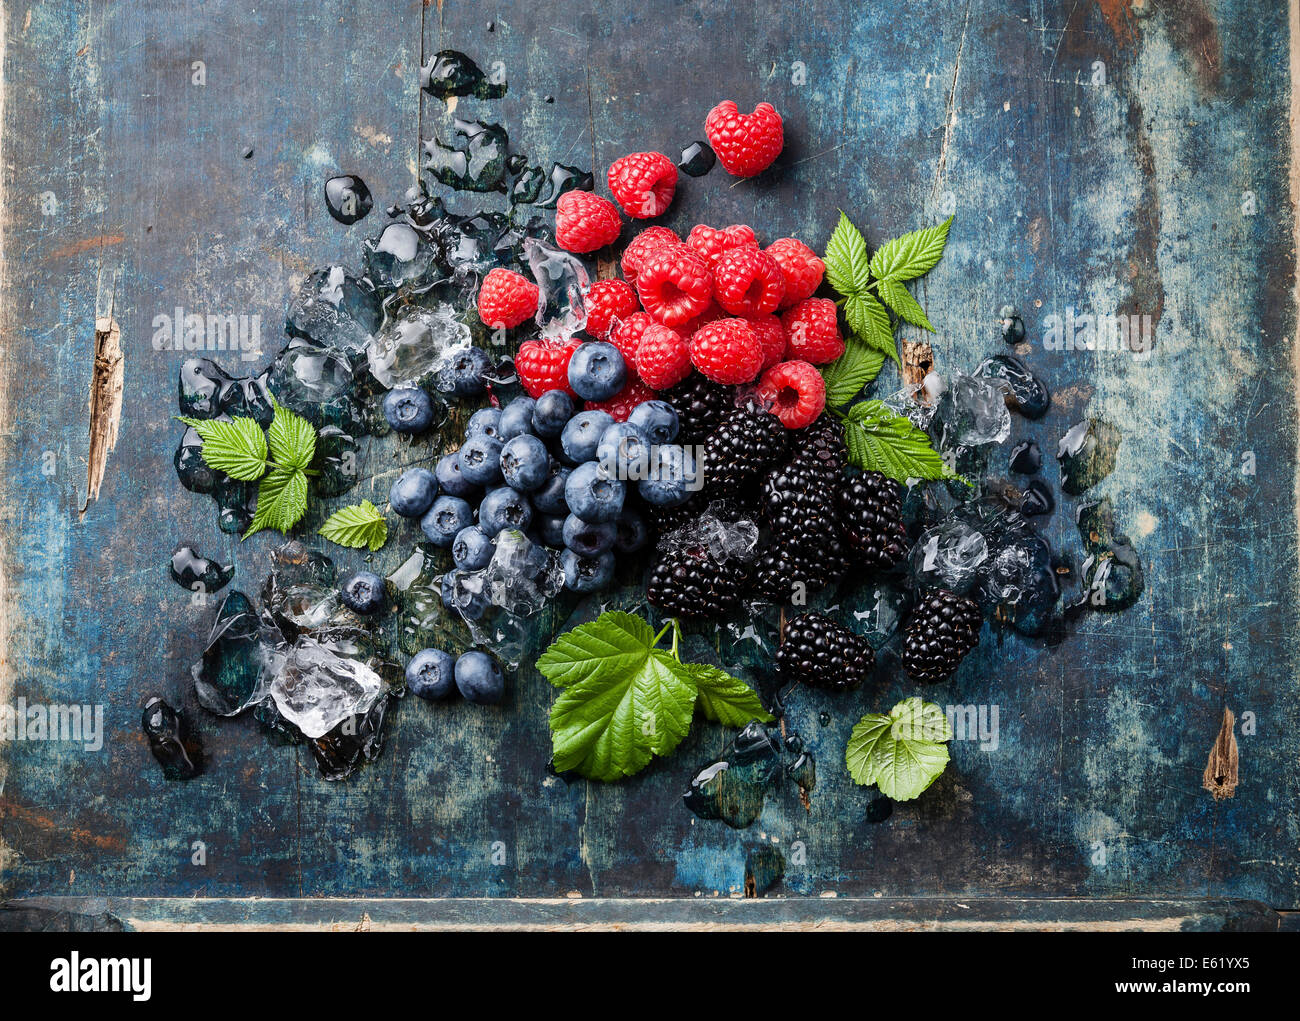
(869, 216, 953, 283)
(820, 339, 886, 409)
(841, 400, 954, 482)
(684, 665, 774, 727)
(243, 467, 308, 539)
(823, 211, 872, 296)
(176, 415, 269, 481)
(846, 697, 953, 801)
(319, 500, 388, 551)
(877, 278, 934, 332)
(844, 292, 898, 365)
(267, 399, 317, 471)
(537, 611, 658, 689)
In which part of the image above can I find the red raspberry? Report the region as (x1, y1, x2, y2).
(636, 244, 713, 328)
(765, 237, 825, 309)
(516, 338, 581, 398)
(676, 300, 726, 338)
(744, 313, 787, 371)
(689, 318, 764, 384)
(584, 278, 640, 340)
(620, 226, 680, 286)
(635, 323, 692, 389)
(704, 100, 784, 177)
(607, 151, 678, 219)
(757, 360, 826, 429)
(555, 190, 621, 253)
(781, 297, 844, 364)
(685, 223, 758, 267)
(585, 379, 658, 422)
(712, 247, 786, 317)
(476, 268, 539, 329)
(609, 310, 654, 365)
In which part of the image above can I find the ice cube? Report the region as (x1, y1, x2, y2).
(269, 637, 385, 739)
(484, 530, 564, 616)
(524, 238, 589, 340)
(286, 265, 380, 360)
(940, 373, 1012, 447)
(909, 519, 989, 593)
(366, 302, 471, 389)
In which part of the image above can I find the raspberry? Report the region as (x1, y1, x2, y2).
(584, 278, 640, 340)
(676, 300, 726, 337)
(585, 379, 658, 422)
(765, 238, 825, 309)
(757, 360, 826, 430)
(635, 323, 692, 389)
(476, 268, 539, 330)
(685, 223, 758, 267)
(704, 100, 784, 177)
(744, 314, 786, 371)
(781, 297, 844, 364)
(636, 244, 713, 328)
(609, 310, 654, 366)
(689, 318, 764, 384)
(516, 338, 581, 398)
(555, 190, 621, 253)
(606, 151, 677, 219)
(712, 247, 786, 317)
(620, 226, 680, 286)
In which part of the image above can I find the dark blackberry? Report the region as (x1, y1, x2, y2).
(662, 372, 733, 446)
(645, 493, 706, 537)
(647, 543, 747, 619)
(751, 541, 851, 602)
(901, 589, 982, 683)
(786, 414, 846, 480)
(775, 612, 874, 693)
(701, 406, 787, 497)
(762, 460, 837, 542)
(837, 471, 909, 571)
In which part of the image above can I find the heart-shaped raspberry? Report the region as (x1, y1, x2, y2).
(704, 101, 784, 177)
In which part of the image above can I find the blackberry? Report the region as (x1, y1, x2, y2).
(647, 543, 747, 619)
(786, 414, 846, 480)
(701, 406, 787, 497)
(837, 471, 909, 571)
(901, 589, 982, 683)
(662, 372, 733, 445)
(775, 612, 874, 693)
(751, 541, 851, 602)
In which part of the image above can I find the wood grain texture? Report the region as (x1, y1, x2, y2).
(1, 0, 1297, 915)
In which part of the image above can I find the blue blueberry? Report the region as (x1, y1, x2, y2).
(564, 461, 626, 523)
(389, 467, 438, 518)
(406, 648, 456, 700)
(452, 525, 496, 570)
(479, 486, 533, 536)
(567, 341, 627, 401)
(421, 495, 474, 546)
(498, 396, 536, 440)
(499, 434, 550, 491)
(436, 451, 479, 498)
(532, 462, 570, 514)
(457, 434, 503, 486)
(628, 400, 679, 444)
(444, 346, 491, 396)
(535, 513, 566, 549)
(339, 570, 385, 614)
(455, 650, 505, 705)
(563, 514, 617, 557)
(532, 390, 575, 438)
(560, 410, 614, 464)
(383, 386, 435, 434)
(465, 407, 502, 440)
(638, 444, 697, 507)
(562, 549, 616, 593)
(615, 509, 650, 553)
(441, 569, 490, 620)
(596, 422, 651, 481)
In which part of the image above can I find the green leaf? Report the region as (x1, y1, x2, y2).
(823, 211, 872, 297)
(684, 665, 774, 727)
(319, 500, 388, 551)
(877, 278, 934, 332)
(820, 339, 885, 409)
(844, 292, 899, 365)
(537, 611, 658, 689)
(242, 467, 308, 539)
(841, 400, 953, 482)
(176, 415, 269, 481)
(846, 697, 953, 801)
(869, 216, 953, 282)
(266, 399, 317, 471)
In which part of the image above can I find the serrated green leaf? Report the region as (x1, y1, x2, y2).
(823, 211, 872, 297)
(877, 278, 934, 332)
(267, 400, 317, 471)
(820, 339, 886, 409)
(844, 292, 899, 365)
(846, 697, 952, 801)
(683, 664, 774, 727)
(242, 467, 308, 539)
(869, 216, 953, 282)
(841, 400, 953, 482)
(176, 415, 269, 481)
(537, 611, 658, 689)
(319, 500, 388, 551)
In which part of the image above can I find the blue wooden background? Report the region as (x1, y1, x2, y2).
(1, 0, 1297, 910)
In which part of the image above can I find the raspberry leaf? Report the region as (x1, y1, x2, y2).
(821, 338, 885, 408)
(243, 466, 309, 539)
(319, 500, 388, 551)
(844, 292, 898, 364)
(846, 697, 953, 801)
(266, 398, 317, 471)
(683, 664, 774, 727)
(537, 611, 659, 689)
(877, 278, 934, 332)
(176, 415, 270, 481)
(869, 216, 953, 283)
(842, 400, 956, 482)
(823, 211, 872, 296)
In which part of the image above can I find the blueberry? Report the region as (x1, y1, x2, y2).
(563, 514, 617, 557)
(499, 434, 550, 491)
(615, 509, 649, 553)
(389, 467, 438, 517)
(531, 462, 571, 514)
(638, 443, 697, 507)
(441, 569, 490, 620)
(383, 386, 434, 434)
(406, 648, 457, 700)
(565, 461, 626, 523)
(452, 525, 496, 570)
(532, 390, 575, 438)
(562, 549, 616, 592)
(466, 407, 502, 440)
(436, 451, 479, 498)
(339, 570, 385, 614)
(628, 400, 679, 444)
(458, 434, 504, 485)
(595, 422, 651, 481)
(560, 410, 614, 464)
(567, 341, 627, 401)
(535, 513, 567, 548)
(455, 650, 505, 705)
(498, 396, 536, 440)
(443, 346, 492, 396)
(479, 486, 533, 536)
(421, 495, 474, 546)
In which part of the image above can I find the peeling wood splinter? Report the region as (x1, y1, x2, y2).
(82, 315, 123, 515)
(1201, 707, 1238, 801)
